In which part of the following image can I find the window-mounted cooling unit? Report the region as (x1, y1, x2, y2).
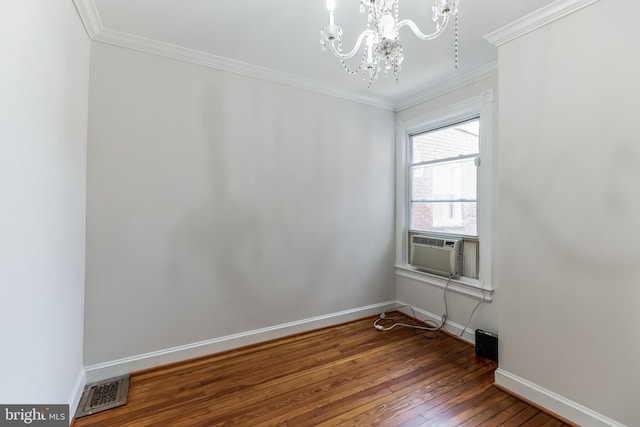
(410, 235, 463, 278)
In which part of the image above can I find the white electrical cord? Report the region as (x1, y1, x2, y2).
(373, 308, 441, 332)
(374, 274, 485, 338)
(373, 304, 446, 338)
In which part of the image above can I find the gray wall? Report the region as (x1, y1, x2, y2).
(0, 0, 90, 406)
(84, 42, 396, 365)
(496, 1, 640, 425)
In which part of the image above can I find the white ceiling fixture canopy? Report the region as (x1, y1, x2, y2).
(320, 0, 459, 87)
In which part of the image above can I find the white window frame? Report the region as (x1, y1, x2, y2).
(395, 91, 495, 301)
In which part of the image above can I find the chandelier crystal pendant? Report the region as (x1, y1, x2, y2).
(320, 0, 459, 87)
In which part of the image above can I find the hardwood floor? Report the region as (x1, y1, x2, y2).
(73, 314, 571, 426)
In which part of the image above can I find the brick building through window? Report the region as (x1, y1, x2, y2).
(410, 118, 479, 237)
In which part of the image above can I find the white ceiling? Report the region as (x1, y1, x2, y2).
(81, 0, 556, 109)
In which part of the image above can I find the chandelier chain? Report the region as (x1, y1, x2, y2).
(455, 13, 459, 69)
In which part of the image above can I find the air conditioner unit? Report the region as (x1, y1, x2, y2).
(410, 235, 463, 278)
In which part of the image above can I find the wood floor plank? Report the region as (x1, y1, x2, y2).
(539, 419, 566, 427)
(73, 314, 569, 427)
(456, 393, 518, 426)
(388, 369, 496, 425)
(520, 412, 554, 426)
(474, 399, 530, 426)
(246, 353, 451, 426)
(418, 383, 503, 426)
(328, 363, 497, 426)
(500, 405, 541, 426)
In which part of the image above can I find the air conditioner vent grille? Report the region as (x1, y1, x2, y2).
(412, 236, 444, 247)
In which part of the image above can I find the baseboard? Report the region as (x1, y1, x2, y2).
(67, 368, 85, 426)
(495, 368, 625, 427)
(394, 300, 477, 343)
(84, 301, 397, 383)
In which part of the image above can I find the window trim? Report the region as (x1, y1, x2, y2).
(395, 91, 495, 301)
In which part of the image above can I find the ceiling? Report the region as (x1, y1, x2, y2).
(80, 0, 556, 109)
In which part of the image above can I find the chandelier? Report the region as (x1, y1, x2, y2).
(320, 0, 459, 87)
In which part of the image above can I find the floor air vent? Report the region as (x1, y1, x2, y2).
(75, 374, 130, 418)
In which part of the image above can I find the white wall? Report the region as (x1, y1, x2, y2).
(395, 75, 500, 338)
(0, 0, 90, 408)
(84, 42, 396, 366)
(496, 1, 640, 425)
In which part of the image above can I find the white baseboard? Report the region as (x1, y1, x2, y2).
(394, 300, 477, 343)
(84, 301, 397, 384)
(495, 368, 625, 427)
(67, 368, 86, 425)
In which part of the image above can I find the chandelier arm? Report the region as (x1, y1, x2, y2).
(397, 14, 450, 41)
(328, 30, 376, 60)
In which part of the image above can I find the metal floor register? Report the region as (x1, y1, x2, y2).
(75, 374, 130, 418)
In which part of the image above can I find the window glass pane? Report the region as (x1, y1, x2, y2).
(411, 201, 477, 236)
(411, 158, 477, 201)
(411, 119, 479, 164)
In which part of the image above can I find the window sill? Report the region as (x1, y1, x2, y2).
(394, 265, 494, 302)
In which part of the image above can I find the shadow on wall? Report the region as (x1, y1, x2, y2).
(164, 86, 353, 335)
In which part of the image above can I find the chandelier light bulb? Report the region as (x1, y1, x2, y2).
(326, 0, 336, 12)
(366, 36, 375, 67)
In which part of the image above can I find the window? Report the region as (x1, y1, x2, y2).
(410, 118, 479, 237)
(395, 90, 494, 296)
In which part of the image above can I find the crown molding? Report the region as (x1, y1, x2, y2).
(71, 0, 394, 110)
(484, 0, 601, 47)
(394, 61, 498, 112)
(73, 0, 103, 39)
(95, 28, 395, 110)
